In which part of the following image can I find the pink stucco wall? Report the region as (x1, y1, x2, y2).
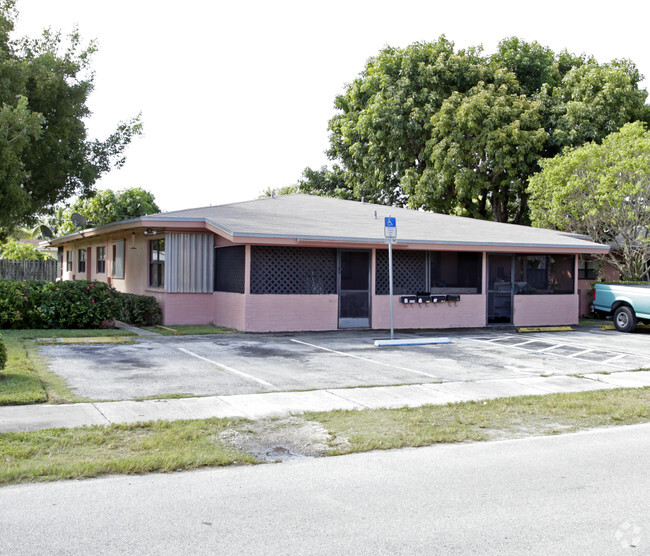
(213, 292, 246, 330)
(154, 291, 247, 328)
(577, 283, 594, 318)
(159, 293, 215, 325)
(513, 294, 578, 326)
(244, 294, 339, 332)
(372, 295, 487, 329)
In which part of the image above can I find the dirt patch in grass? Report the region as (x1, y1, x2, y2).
(219, 416, 349, 462)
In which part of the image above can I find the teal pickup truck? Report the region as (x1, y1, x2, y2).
(593, 283, 650, 332)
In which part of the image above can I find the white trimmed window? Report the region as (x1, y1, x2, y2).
(112, 240, 125, 279)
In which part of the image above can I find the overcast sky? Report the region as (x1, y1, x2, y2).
(13, 0, 650, 212)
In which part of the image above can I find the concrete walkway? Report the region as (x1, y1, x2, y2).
(113, 320, 160, 337)
(1, 370, 650, 433)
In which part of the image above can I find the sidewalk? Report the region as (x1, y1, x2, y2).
(1, 370, 650, 433)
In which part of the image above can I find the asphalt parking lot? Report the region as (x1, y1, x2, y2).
(38, 327, 650, 401)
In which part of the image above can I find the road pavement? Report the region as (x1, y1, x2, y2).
(1, 423, 648, 554)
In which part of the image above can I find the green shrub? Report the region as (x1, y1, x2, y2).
(37, 281, 122, 329)
(0, 280, 122, 329)
(0, 335, 6, 370)
(118, 293, 162, 326)
(0, 281, 32, 329)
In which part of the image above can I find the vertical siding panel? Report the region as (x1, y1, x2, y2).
(165, 233, 214, 293)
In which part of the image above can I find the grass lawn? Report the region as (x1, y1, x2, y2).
(142, 324, 234, 336)
(305, 387, 650, 454)
(1, 387, 648, 485)
(0, 418, 256, 484)
(0, 329, 136, 405)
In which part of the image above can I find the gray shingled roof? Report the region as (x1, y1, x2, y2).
(143, 194, 607, 251)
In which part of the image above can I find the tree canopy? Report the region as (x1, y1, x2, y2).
(302, 36, 650, 223)
(408, 72, 548, 223)
(528, 122, 650, 281)
(0, 238, 49, 259)
(54, 187, 160, 235)
(0, 1, 142, 235)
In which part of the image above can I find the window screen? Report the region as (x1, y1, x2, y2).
(215, 245, 245, 293)
(430, 251, 482, 294)
(514, 254, 574, 294)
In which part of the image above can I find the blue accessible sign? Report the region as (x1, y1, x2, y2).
(384, 216, 397, 240)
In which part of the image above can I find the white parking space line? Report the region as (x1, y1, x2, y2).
(537, 345, 561, 352)
(503, 332, 650, 359)
(509, 340, 540, 348)
(603, 353, 629, 363)
(176, 347, 276, 388)
(567, 349, 593, 358)
(503, 366, 540, 375)
(462, 336, 628, 370)
(290, 339, 443, 380)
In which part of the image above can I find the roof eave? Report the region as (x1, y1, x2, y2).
(46, 214, 610, 254)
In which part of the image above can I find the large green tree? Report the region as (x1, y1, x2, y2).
(306, 36, 650, 223)
(55, 187, 160, 235)
(542, 60, 650, 154)
(528, 122, 650, 281)
(326, 37, 488, 206)
(0, 1, 142, 234)
(406, 71, 548, 222)
(297, 165, 354, 200)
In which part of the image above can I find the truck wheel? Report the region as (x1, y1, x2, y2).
(613, 306, 637, 333)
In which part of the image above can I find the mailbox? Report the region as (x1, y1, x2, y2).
(447, 294, 461, 302)
(430, 295, 447, 303)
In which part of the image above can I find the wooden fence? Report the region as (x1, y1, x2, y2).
(0, 259, 58, 281)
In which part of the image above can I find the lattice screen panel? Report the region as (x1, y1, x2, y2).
(215, 245, 245, 293)
(251, 246, 337, 294)
(375, 249, 427, 295)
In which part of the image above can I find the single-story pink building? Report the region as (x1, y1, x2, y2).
(48, 194, 609, 331)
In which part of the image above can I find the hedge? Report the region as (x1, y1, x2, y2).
(0, 280, 121, 329)
(0, 280, 120, 329)
(0, 280, 163, 329)
(118, 293, 162, 326)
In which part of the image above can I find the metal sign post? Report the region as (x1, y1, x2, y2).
(384, 217, 396, 340)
